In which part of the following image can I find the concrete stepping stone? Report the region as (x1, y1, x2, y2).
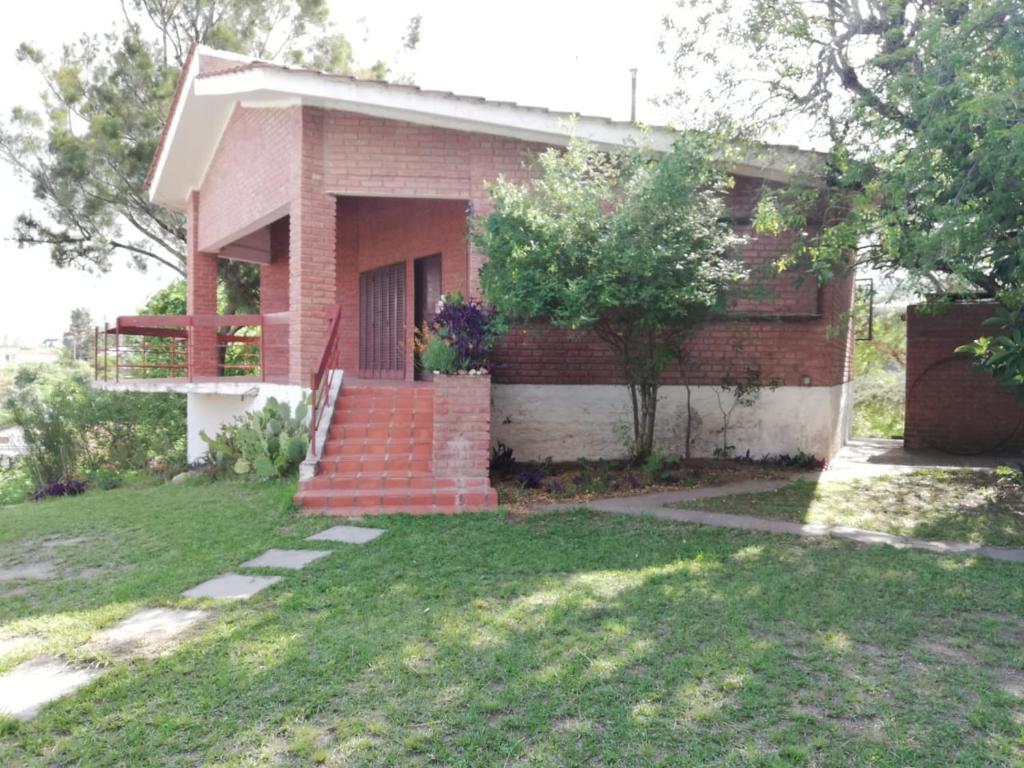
(182, 573, 281, 600)
(240, 549, 332, 570)
(84, 608, 211, 658)
(307, 525, 385, 544)
(0, 656, 102, 721)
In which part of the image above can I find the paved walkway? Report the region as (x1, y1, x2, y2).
(540, 443, 1024, 563)
(820, 437, 1013, 480)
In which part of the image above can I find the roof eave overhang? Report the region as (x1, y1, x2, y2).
(149, 62, 826, 211)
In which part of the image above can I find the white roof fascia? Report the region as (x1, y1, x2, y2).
(193, 67, 678, 152)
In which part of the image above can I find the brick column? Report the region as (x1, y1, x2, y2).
(432, 373, 498, 508)
(289, 107, 337, 386)
(260, 218, 290, 382)
(186, 191, 218, 378)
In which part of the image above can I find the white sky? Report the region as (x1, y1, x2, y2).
(0, 0, 691, 345)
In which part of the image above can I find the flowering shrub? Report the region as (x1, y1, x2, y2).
(420, 293, 503, 373)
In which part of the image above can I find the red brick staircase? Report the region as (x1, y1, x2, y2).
(294, 381, 498, 515)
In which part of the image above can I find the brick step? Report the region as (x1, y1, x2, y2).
(294, 488, 460, 509)
(323, 423, 428, 436)
(325, 425, 433, 440)
(300, 473, 458, 492)
(331, 411, 433, 427)
(315, 457, 434, 475)
(297, 504, 466, 517)
(322, 440, 433, 458)
(294, 487, 497, 513)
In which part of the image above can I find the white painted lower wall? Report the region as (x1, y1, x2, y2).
(492, 382, 853, 462)
(186, 383, 309, 463)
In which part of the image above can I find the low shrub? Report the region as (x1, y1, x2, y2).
(419, 293, 503, 373)
(640, 451, 683, 484)
(0, 461, 35, 506)
(201, 397, 309, 480)
(419, 334, 459, 375)
(489, 441, 516, 479)
(514, 466, 544, 489)
(31, 478, 87, 501)
(995, 464, 1024, 487)
(736, 450, 826, 471)
(4, 363, 186, 500)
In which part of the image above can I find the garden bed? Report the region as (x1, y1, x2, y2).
(493, 454, 816, 509)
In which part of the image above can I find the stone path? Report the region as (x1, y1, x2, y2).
(241, 548, 332, 570)
(307, 525, 386, 544)
(182, 573, 282, 600)
(0, 657, 102, 721)
(541, 465, 1024, 563)
(0, 523, 386, 722)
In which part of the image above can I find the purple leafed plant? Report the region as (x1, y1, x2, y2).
(31, 479, 87, 501)
(430, 293, 501, 371)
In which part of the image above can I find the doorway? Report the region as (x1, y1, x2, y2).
(414, 254, 442, 380)
(358, 261, 406, 379)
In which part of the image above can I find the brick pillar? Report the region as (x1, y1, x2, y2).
(260, 218, 290, 382)
(289, 107, 337, 386)
(432, 373, 498, 508)
(186, 191, 218, 378)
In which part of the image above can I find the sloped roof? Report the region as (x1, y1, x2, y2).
(148, 45, 827, 211)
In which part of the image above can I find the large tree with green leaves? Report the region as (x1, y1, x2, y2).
(665, 0, 1024, 394)
(474, 137, 745, 460)
(1, 0, 420, 314)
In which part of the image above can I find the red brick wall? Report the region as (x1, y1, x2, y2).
(335, 197, 469, 378)
(260, 218, 290, 382)
(185, 192, 218, 377)
(905, 302, 1024, 452)
(288, 107, 338, 387)
(319, 111, 547, 299)
(197, 106, 297, 252)
(432, 374, 494, 494)
(492, 220, 855, 389)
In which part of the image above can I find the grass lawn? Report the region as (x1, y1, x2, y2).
(0, 480, 1021, 766)
(674, 469, 1024, 548)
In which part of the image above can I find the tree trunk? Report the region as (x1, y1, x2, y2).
(628, 380, 659, 461)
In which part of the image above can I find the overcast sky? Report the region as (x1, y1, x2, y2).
(0, 0, 692, 345)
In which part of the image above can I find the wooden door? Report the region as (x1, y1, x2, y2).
(414, 254, 443, 380)
(358, 262, 406, 379)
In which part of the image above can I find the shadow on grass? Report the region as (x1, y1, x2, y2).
(1, 505, 1021, 766)
(682, 469, 1024, 549)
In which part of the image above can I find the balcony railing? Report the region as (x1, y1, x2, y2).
(94, 313, 289, 383)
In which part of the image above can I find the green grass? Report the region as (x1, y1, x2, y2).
(0, 480, 1022, 766)
(674, 469, 1024, 548)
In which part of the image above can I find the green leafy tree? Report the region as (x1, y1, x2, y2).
(475, 137, 745, 460)
(853, 310, 907, 438)
(62, 307, 94, 361)
(665, 0, 1024, 395)
(1, 0, 419, 314)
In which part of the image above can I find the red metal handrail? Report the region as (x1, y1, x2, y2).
(94, 313, 289, 383)
(309, 305, 344, 456)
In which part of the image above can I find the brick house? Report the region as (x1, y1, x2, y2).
(95, 45, 854, 514)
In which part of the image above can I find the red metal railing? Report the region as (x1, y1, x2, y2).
(309, 305, 344, 455)
(94, 313, 289, 383)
